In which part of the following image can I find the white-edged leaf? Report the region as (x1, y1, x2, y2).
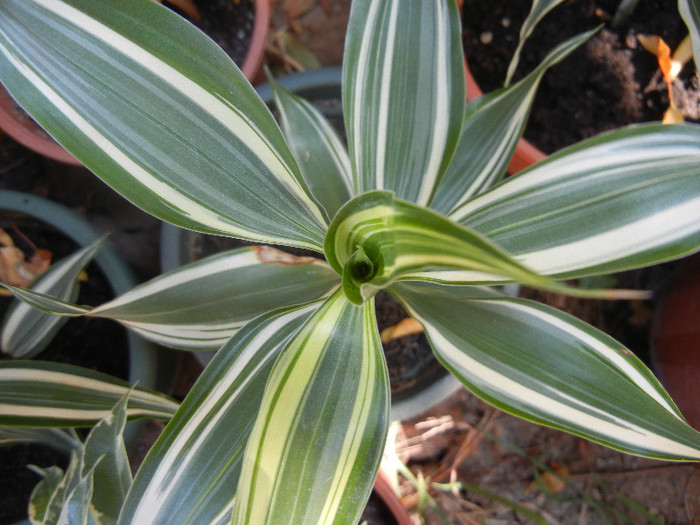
(679, 0, 700, 71)
(450, 123, 700, 279)
(119, 302, 319, 525)
(82, 392, 131, 525)
(0, 426, 81, 453)
(0, 0, 327, 250)
(269, 74, 353, 220)
(392, 281, 700, 460)
(0, 360, 178, 426)
(2, 246, 340, 350)
(29, 465, 65, 525)
(1, 237, 103, 358)
(343, 0, 464, 204)
(431, 29, 594, 212)
(504, 0, 567, 86)
(233, 290, 389, 525)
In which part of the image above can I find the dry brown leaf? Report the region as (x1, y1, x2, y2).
(0, 227, 52, 290)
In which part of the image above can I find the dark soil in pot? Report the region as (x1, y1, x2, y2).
(358, 491, 400, 525)
(462, 0, 700, 154)
(162, 0, 254, 67)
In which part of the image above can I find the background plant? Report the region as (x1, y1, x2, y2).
(1, 0, 700, 523)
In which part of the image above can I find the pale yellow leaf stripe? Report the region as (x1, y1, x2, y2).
(235, 293, 382, 524)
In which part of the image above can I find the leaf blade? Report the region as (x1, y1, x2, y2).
(119, 303, 318, 525)
(452, 123, 700, 279)
(343, 0, 465, 204)
(1, 238, 103, 358)
(0, 360, 178, 426)
(233, 290, 389, 525)
(0, 0, 326, 250)
(432, 29, 594, 212)
(392, 281, 700, 460)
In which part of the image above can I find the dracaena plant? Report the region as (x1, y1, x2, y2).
(1, 0, 700, 523)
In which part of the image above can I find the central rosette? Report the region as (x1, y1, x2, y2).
(324, 191, 553, 305)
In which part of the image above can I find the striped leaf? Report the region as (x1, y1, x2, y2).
(233, 290, 389, 525)
(0, 426, 81, 454)
(451, 123, 700, 278)
(0, 0, 326, 250)
(324, 191, 623, 305)
(30, 395, 131, 525)
(391, 281, 700, 460)
(269, 74, 353, 220)
(680, 0, 700, 70)
(431, 30, 594, 212)
(504, 0, 567, 86)
(120, 303, 318, 525)
(3, 247, 340, 350)
(1, 237, 103, 359)
(343, 0, 464, 204)
(83, 393, 132, 525)
(0, 361, 178, 426)
(28, 465, 65, 524)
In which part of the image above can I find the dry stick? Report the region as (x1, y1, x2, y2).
(431, 407, 498, 485)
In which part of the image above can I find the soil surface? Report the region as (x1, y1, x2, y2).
(162, 0, 255, 66)
(462, 0, 700, 153)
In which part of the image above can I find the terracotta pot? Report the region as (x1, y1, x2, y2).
(243, 0, 271, 85)
(463, 57, 546, 174)
(0, 0, 269, 165)
(0, 85, 80, 165)
(651, 253, 700, 431)
(370, 467, 413, 525)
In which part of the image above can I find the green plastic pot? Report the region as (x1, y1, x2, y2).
(0, 190, 161, 448)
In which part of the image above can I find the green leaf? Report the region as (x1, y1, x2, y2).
(29, 394, 133, 525)
(268, 74, 353, 220)
(29, 465, 65, 525)
(3, 247, 340, 350)
(431, 29, 595, 212)
(0, 361, 178, 426)
(343, 0, 465, 204)
(119, 303, 318, 525)
(679, 0, 700, 71)
(82, 393, 132, 525)
(452, 123, 700, 279)
(1, 238, 103, 359)
(392, 281, 700, 460)
(504, 0, 567, 86)
(0, 0, 326, 250)
(233, 290, 389, 525)
(0, 426, 82, 454)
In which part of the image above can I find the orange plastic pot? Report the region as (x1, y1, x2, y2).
(651, 253, 700, 431)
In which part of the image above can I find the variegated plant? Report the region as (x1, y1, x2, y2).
(1, 0, 700, 523)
